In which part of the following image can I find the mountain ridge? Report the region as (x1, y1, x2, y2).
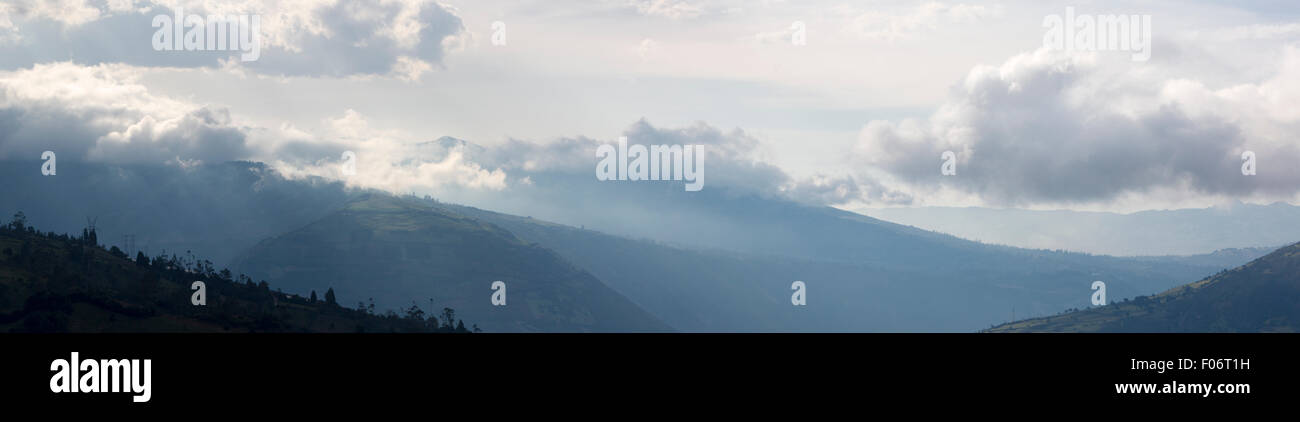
(987, 241, 1300, 332)
(0, 217, 461, 333)
(233, 193, 672, 333)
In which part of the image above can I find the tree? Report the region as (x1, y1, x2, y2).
(441, 308, 456, 330)
(404, 302, 425, 320)
(310, 290, 318, 303)
(11, 211, 26, 231)
(135, 251, 149, 266)
(324, 288, 337, 305)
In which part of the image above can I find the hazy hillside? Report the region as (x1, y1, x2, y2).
(442, 174, 1253, 280)
(233, 194, 671, 333)
(0, 218, 460, 333)
(0, 161, 1262, 332)
(865, 204, 1300, 256)
(988, 242, 1300, 332)
(440, 200, 1250, 332)
(0, 161, 352, 267)
(1133, 247, 1274, 269)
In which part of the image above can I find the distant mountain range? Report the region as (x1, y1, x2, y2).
(437, 198, 1256, 332)
(864, 204, 1300, 256)
(0, 160, 1284, 332)
(988, 242, 1300, 332)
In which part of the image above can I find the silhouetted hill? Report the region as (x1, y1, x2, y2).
(988, 242, 1300, 332)
(0, 216, 466, 333)
(233, 194, 671, 332)
(0, 161, 353, 267)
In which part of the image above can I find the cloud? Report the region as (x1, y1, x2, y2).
(0, 6, 17, 44)
(854, 46, 1300, 207)
(615, 120, 912, 204)
(0, 61, 506, 194)
(630, 0, 704, 20)
(0, 58, 901, 207)
(637, 38, 658, 61)
(266, 109, 508, 193)
(0, 0, 466, 80)
(0, 61, 250, 164)
(480, 118, 910, 205)
(4, 0, 106, 27)
(750, 20, 803, 45)
(840, 2, 1002, 42)
(0, 59, 897, 206)
(1191, 22, 1300, 41)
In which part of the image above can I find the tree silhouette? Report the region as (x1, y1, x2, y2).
(405, 302, 425, 320)
(441, 308, 456, 330)
(10, 211, 26, 231)
(0, 219, 476, 333)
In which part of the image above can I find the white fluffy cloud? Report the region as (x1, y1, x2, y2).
(0, 61, 249, 164)
(854, 45, 1300, 207)
(5, 0, 1296, 213)
(267, 109, 508, 193)
(476, 119, 910, 205)
(0, 61, 506, 194)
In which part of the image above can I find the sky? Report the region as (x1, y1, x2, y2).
(1, 0, 1299, 215)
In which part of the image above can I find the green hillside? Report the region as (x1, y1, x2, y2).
(232, 194, 671, 332)
(988, 242, 1300, 332)
(0, 213, 465, 333)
